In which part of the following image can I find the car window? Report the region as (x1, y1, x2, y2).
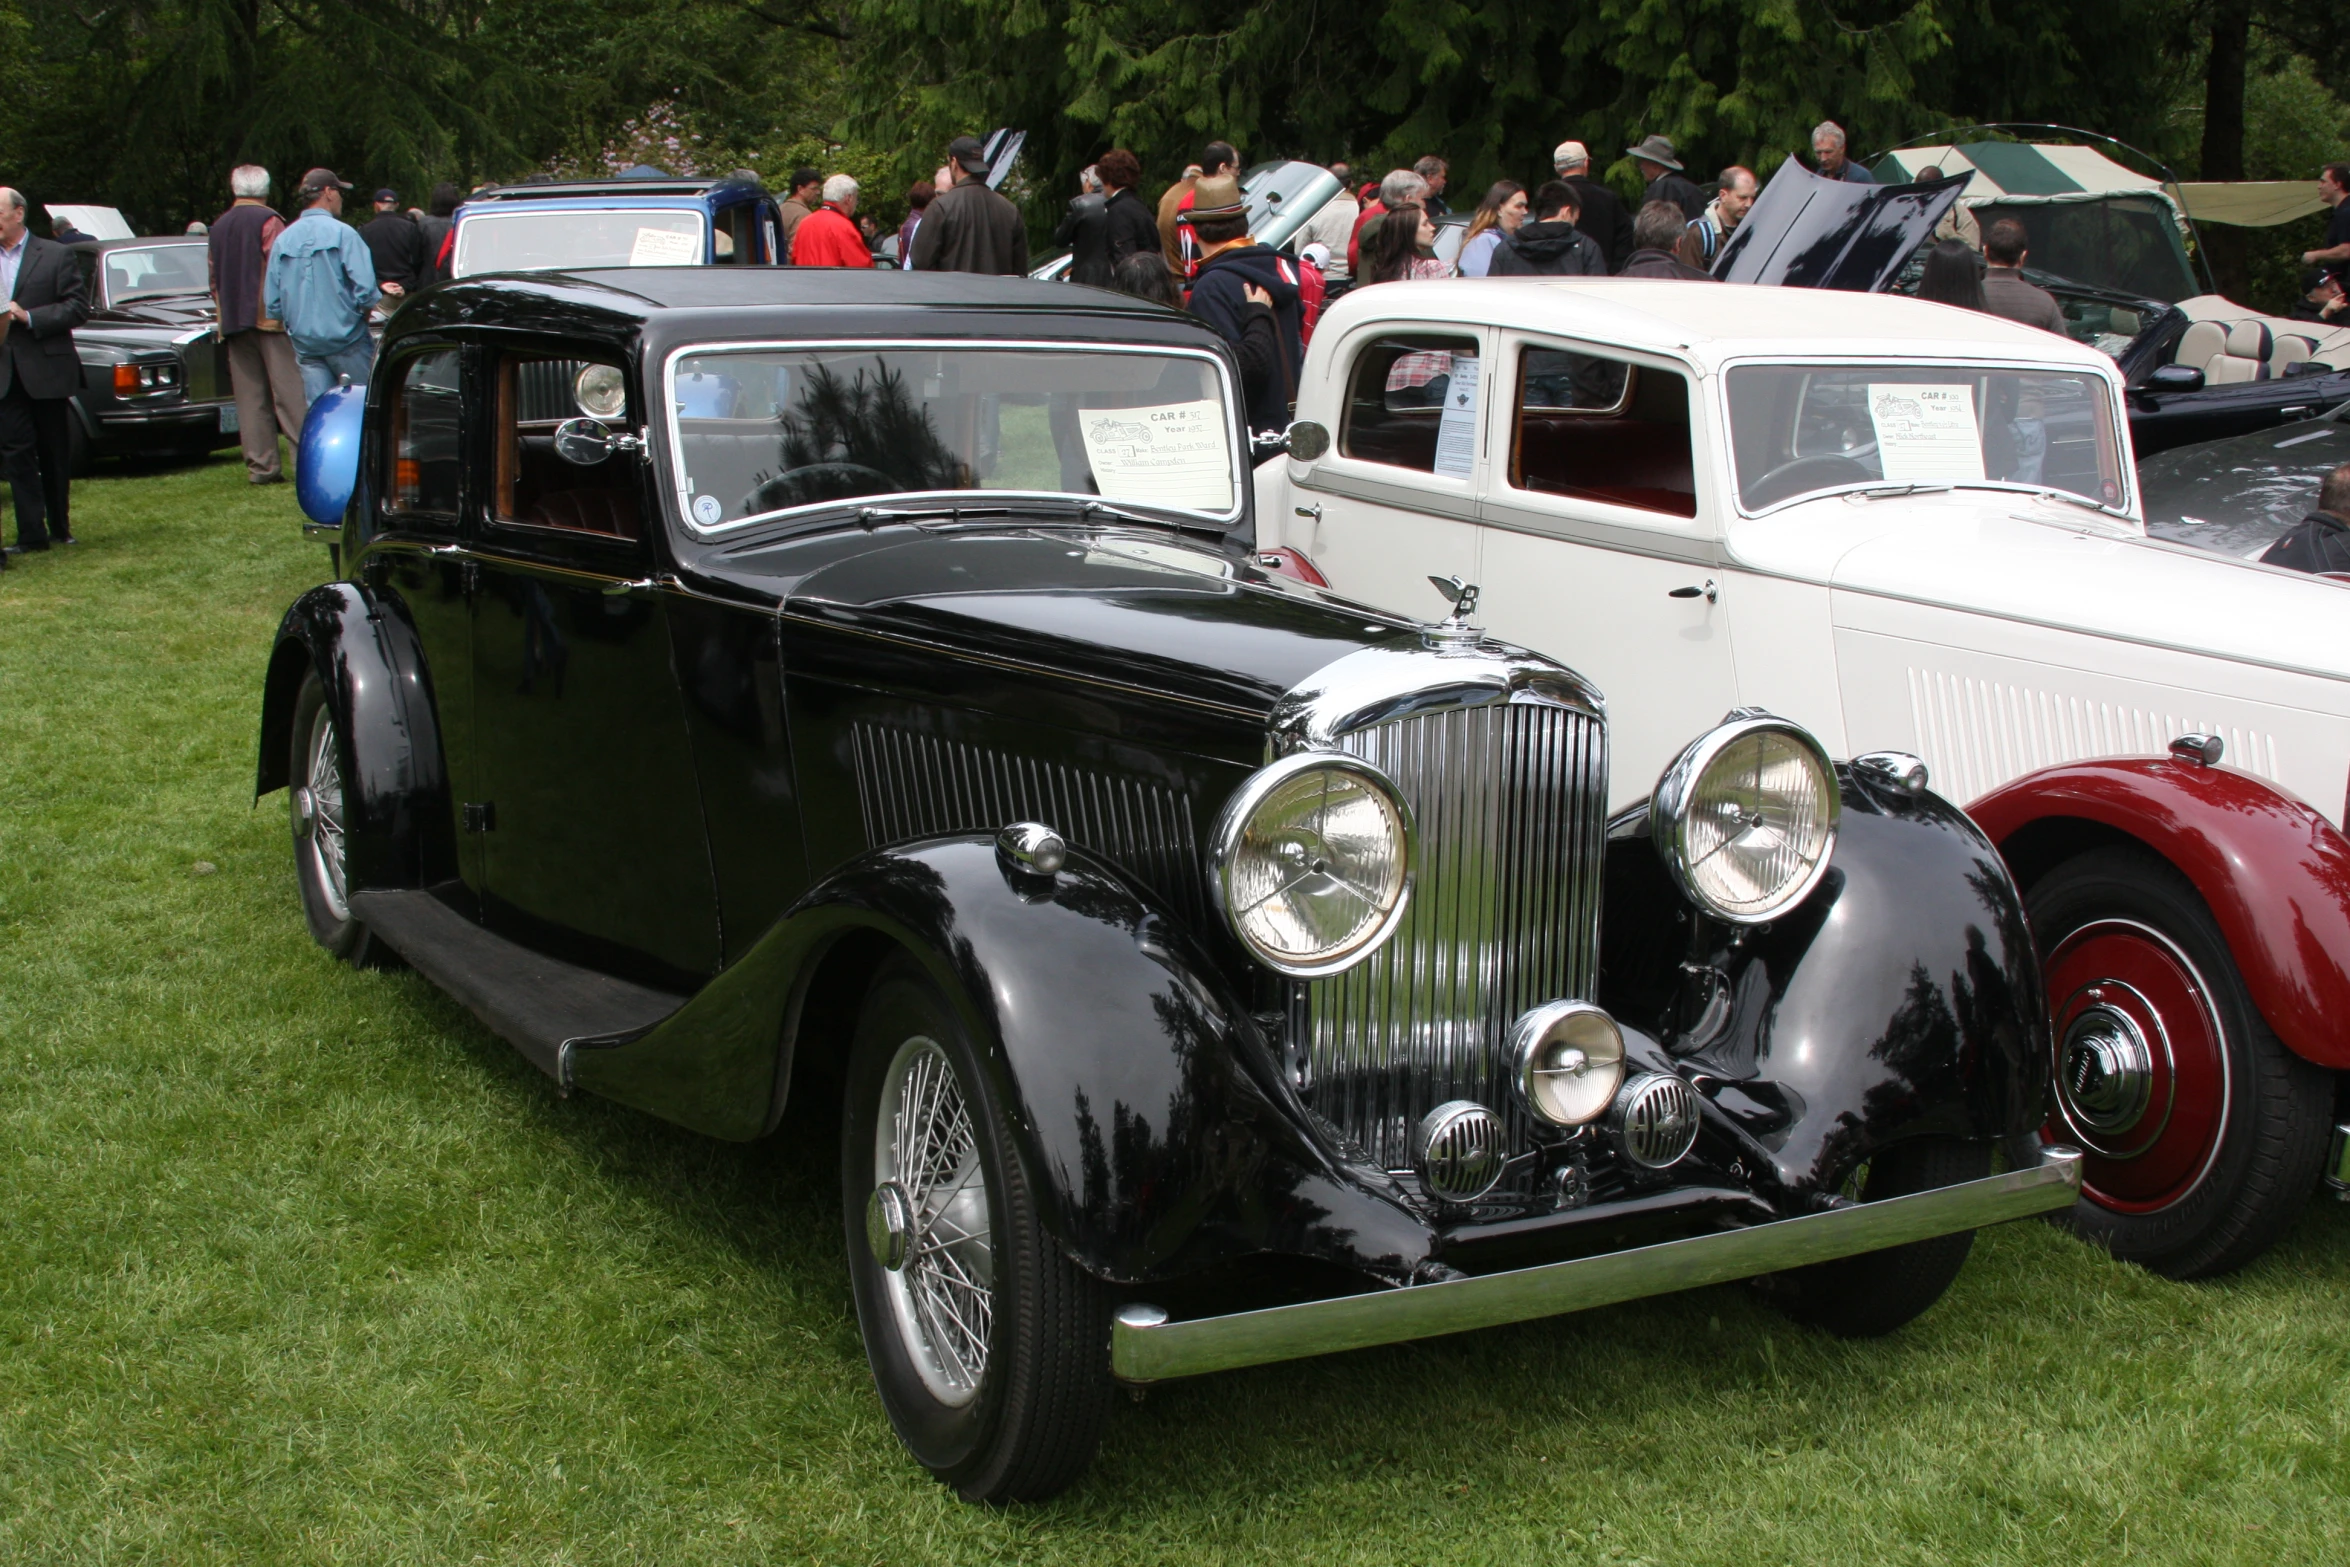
(1339, 334, 1481, 476)
(385, 349, 462, 517)
(1725, 363, 2126, 512)
(1508, 344, 1696, 518)
(493, 354, 641, 539)
(102, 244, 210, 301)
(452, 208, 705, 277)
(669, 345, 1237, 530)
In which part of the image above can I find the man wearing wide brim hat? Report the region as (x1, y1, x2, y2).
(1182, 173, 1306, 437)
(1626, 134, 1706, 224)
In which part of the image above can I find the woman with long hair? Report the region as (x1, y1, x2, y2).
(1916, 238, 1987, 312)
(1456, 181, 1528, 277)
(1363, 202, 1451, 284)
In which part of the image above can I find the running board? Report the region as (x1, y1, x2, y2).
(350, 890, 686, 1083)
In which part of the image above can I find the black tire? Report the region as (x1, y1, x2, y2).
(288, 671, 381, 966)
(2020, 845, 2331, 1279)
(1760, 1138, 1993, 1338)
(841, 955, 1114, 1503)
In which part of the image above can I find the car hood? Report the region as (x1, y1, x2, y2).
(701, 523, 1426, 719)
(1714, 160, 1969, 291)
(2136, 412, 2350, 558)
(1751, 492, 2350, 680)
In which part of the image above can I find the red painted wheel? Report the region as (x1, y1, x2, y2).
(2022, 845, 2331, 1279)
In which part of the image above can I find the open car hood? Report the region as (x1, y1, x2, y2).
(1713, 161, 1970, 292)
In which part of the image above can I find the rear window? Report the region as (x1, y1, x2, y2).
(1339, 334, 1481, 476)
(453, 208, 705, 277)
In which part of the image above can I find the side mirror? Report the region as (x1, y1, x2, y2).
(553, 416, 646, 466)
(1287, 419, 1331, 461)
(296, 380, 366, 528)
(2147, 363, 2204, 393)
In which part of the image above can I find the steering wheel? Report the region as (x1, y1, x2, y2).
(1746, 454, 1875, 510)
(739, 463, 903, 514)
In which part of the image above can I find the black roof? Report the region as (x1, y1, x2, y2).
(467, 175, 764, 203)
(393, 268, 1222, 358)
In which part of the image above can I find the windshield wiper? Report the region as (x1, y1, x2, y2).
(2031, 488, 2134, 522)
(1849, 482, 1953, 501)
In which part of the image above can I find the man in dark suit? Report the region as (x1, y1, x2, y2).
(0, 186, 89, 557)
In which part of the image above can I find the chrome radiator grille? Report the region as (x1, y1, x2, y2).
(1298, 700, 1608, 1171)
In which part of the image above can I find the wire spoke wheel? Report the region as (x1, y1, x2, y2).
(876, 1036, 995, 1406)
(286, 671, 376, 964)
(303, 704, 352, 922)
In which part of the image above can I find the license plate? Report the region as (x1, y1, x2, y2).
(217, 402, 239, 434)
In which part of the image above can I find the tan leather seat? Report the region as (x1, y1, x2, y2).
(2174, 320, 2227, 374)
(2273, 334, 2318, 373)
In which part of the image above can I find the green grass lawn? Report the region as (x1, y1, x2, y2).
(2, 453, 2345, 1564)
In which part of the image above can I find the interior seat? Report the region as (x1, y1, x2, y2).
(2207, 320, 2273, 384)
(528, 487, 641, 538)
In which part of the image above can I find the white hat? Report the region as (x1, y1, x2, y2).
(1299, 241, 1332, 269)
(1553, 141, 1590, 170)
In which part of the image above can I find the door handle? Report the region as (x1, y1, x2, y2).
(1668, 579, 1718, 604)
(602, 576, 661, 597)
(1294, 504, 1322, 523)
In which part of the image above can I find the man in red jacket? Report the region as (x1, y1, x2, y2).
(790, 175, 873, 268)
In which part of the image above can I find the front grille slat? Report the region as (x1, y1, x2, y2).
(1303, 702, 1607, 1172)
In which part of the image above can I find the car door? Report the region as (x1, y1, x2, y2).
(362, 341, 481, 896)
(466, 346, 721, 985)
(1286, 324, 1489, 622)
(1474, 335, 1740, 810)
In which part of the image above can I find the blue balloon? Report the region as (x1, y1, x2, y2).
(297, 384, 367, 527)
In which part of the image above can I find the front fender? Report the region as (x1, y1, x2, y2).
(256, 581, 450, 893)
(1600, 771, 2050, 1203)
(1971, 757, 2350, 1070)
(569, 836, 1438, 1287)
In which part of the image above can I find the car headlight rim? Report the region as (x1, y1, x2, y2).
(1210, 750, 1415, 978)
(1651, 714, 1841, 925)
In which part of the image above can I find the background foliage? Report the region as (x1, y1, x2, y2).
(9, 0, 2350, 304)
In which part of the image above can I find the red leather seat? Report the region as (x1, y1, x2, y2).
(528, 488, 642, 538)
(1515, 418, 1696, 517)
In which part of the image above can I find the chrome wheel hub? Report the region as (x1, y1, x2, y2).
(874, 1036, 993, 1407)
(301, 713, 350, 922)
(2060, 1002, 2154, 1136)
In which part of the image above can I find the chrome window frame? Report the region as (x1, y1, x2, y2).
(659, 338, 1247, 538)
(1715, 352, 2138, 520)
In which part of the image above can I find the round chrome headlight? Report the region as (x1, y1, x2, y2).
(574, 363, 627, 419)
(1509, 1001, 1626, 1126)
(1211, 752, 1414, 976)
(1650, 714, 1840, 924)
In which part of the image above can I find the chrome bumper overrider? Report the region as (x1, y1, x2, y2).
(1111, 1145, 2083, 1382)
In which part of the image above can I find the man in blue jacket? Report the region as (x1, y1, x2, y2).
(1183, 174, 1304, 437)
(264, 169, 379, 407)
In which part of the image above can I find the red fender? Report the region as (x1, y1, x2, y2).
(1969, 758, 2350, 1070)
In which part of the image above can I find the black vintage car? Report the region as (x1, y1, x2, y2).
(258, 269, 2079, 1501)
(67, 237, 239, 470)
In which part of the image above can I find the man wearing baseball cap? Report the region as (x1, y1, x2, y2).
(909, 136, 1026, 275)
(263, 168, 380, 406)
(361, 185, 426, 296)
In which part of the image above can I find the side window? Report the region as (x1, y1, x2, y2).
(1511, 343, 1696, 518)
(385, 348, 462, 518)
(494, 354, 643, 539)
(715, 206, 753, 264)
(1339, 334, 1480, 476)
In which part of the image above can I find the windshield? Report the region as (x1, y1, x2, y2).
(668, 345, 1238, 531)
(453, 208, 704, 278)
(1973, 195, 2198, 305)
(103, 244, 209, 300)
(1727, 363, 2126, 513)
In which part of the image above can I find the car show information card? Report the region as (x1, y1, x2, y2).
(1432, 354, 1481, 478)
(1867, 383, 1986, 482)
(1079, 400, 1234, 512)
(628, 226, 703, 266)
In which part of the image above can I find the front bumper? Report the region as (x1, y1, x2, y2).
(1111, 1144, 2083, 1382)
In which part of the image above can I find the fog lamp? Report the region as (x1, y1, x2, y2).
(1508, 1000, 1626, 1126)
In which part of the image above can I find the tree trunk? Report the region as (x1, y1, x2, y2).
(2201, 0, 2254, 299)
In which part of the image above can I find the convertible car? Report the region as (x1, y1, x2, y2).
(266, 269, 2075, 1500)
(1255, 278, 2350, 1284)
(1718, 156, 2350, 457)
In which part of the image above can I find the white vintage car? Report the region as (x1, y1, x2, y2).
(1256, 279, 2350, 1280)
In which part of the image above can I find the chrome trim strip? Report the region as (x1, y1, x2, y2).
(1271, 642, 1604, 755)
(1111, 1145, 2084, 1382)
(1290, 465, 1483, 525)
